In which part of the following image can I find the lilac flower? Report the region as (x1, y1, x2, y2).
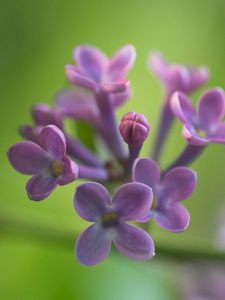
(65, 44, 136, 94)
(8, 125, 78, 200)
(133, 158, 197, 232)
(171, 88, 225, 146)
(149, 51, 209, 96)
(74, 182, 155, 265)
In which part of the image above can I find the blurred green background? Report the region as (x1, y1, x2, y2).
(1, 0, 225, 299)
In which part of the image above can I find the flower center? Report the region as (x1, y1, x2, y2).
(51, 160, 63, 177)
(197, 128, 207, 138)
(151, 196, 158, 210)
(102, 212, 119, 228)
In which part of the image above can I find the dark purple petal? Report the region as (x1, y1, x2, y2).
(114, 223, 155, 260)
(26, 174, 57, 200)
(99, 81, 129, 94)
(74, 182, 110, 222)
(112, 183, 152, 221)
(55, 89, 100, 124)
(19, 125, 42, 144)
(171, 92, 196, 125)
(182, 126, 210, 146)
(108, 45, 136, 81)
(40, 125, 66, 159)
(65, 65, 97, 91)
(57, 157, 79, 185)
(32, 104, 63, 129)
(74, 45, 108, 82)
(198, 88, 225, 131)
(162, 167, 197, 202)
(132, 158, 160, 190)
(154, 203, 190, 232)
(75, 224, 111, 266)
(8, 141, 49, 175)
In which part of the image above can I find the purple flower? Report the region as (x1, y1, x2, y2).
(8, 125, 78, 200)
(65, 44, 135, 94)
(171, 88, 225, 146)
(119, 112, 150, 148)
(149, 51, 209, 96)
(74, 182, 155, 266)
(133, 159, 197, 232)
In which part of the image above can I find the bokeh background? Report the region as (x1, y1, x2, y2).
(1, 0, 225, 299)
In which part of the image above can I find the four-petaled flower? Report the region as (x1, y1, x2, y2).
(8, 125, 78, 200)
(74, 182, 155, 265)
(149, 51, 209, 95)
(65, 44, 135, 94)
(133, 158, 197, 232)
(171, 88, 225, 146)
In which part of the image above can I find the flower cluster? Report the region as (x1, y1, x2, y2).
(7, 44, 225, 266)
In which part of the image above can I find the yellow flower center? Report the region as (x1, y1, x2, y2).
(197, 129, 207, 138)
(51, 160, 63, 177)
(151, 196, 158, 210)
(102, 212, 119, 227)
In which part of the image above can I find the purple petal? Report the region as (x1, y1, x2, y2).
(40, 125, 66, 159)
(198, 88, 225, 131)
(149, 51, 168, 82)
(32, 104, 63, 129)
(65, 65, 97, 91)
(112, 183, 152, 221)
(57, 157, 78, 185)
(188, 66, 209, 92)
(171, 92, 196, 125)
(182, 126, 210, 146)
(110, 86, 131, 107)
(99, 81, 129, 94)
(132, 158, 160, 190)
(154, 203, 190, 232)
(75, 224, 111, 266)
(108, 45, 136, 81)
(8, 141, 49, 175)
(55, 89, 100, 124)
(210, 122, 225, 144)
(74, 45, 108, 82)
(74, 182, 110, 222)
(114, 223, 155, 260)
(26, 174, 57, 200)
(162, 167, 197, 202)
(19, 125, 42, 144)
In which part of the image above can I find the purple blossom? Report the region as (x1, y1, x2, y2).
(119, 112, 150, 148)
(8, 125, 78, 201)
(133, 158, 197, 232)
(74, 182, 155, 265)
(171, 88, 225, 146)
(65, 44, 136, 94)
(149, 51, 209, 96)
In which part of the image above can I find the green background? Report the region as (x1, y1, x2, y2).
(1, 0, 225, 299)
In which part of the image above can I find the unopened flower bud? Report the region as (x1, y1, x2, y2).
(119, 112, 150, 148)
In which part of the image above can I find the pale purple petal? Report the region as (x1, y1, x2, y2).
(99, 81, 129, 94)
(198, 88, 225, 131)
(210, 122, 225, 144)
(26, 174, 57, 200)
(149, 51, 168, 81)
(114, 223, 155, 260)
(75, 224, 111, 266)
(55, 89, 100, 124)
(32, 104, 63, 129)
(132, 158, 160, 190)
(165, 65, 188, 92)
(182, 126, 210, 146)
(74, 182, 111, 222)
(112, 183, 152, 221)
(171, 92, 196, 125)
(19, 125, 42, 144)
(8, 141, 49, 175)
(154, 203, 190, 232)
(162, 167, 197, 202)
(74, 45, 108, 82)
(108, 45, 136, 81)
(188, 66, 209, 91)
(57, 157, 79, 185)
(110, 86, 131, 107)
(65, 65, 97, 91)
(40, 125, 66, 159)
